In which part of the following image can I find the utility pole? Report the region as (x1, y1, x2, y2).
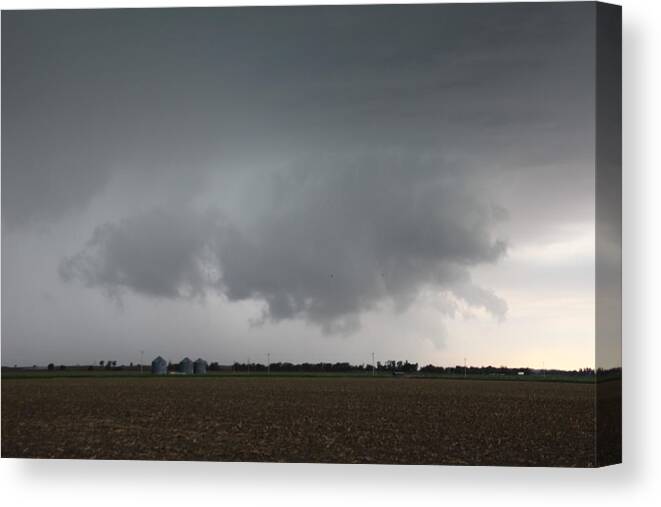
(267, 352, 271, 376)
(372, 352, 375, 377)
(464, 357, 467, 378)
(140, 350, 144, 374)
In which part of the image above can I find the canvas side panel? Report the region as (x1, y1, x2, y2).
(595, 1, 622, 467)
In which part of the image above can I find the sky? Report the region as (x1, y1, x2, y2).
(1, 3, 616, 370)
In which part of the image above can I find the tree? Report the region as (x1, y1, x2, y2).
(47, 363, 55, 371)
(99, 360, 105, 367)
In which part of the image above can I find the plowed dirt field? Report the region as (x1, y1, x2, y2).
(2, 377, 600, 466)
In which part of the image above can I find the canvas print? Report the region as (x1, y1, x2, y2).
(1, 2, 621, 467)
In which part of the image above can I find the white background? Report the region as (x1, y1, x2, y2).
(0, 0, 658, 505)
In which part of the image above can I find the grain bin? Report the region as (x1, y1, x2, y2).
(178, 357, 194, 374)
(194, 358, 208, 375)
(151, 356, 167, 375)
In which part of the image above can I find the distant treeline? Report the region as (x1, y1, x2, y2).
(225, 361, 619, 377)
(229, 360, 420, 373)
(4, 361, 621, 378)
(419, 364, 599, 377)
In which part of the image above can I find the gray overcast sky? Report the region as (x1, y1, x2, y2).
(2, 3, 611, 369)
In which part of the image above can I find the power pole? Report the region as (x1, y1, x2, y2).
(372, 352, 375, 377)
(267, 352, 271, 376)
(140, 350, 144, 374)
(464, 357, 467, 378)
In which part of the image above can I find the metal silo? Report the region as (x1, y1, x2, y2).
(178, 357, 194, 374)
(194, 358, 208, 375)
(151, 356, 168, 375)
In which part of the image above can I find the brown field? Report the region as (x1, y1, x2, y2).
(2, 377, 604, 466)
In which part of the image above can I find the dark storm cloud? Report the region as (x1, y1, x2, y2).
(61, 153, 507, 332)
(2, 3, 594, 229)
(59, 208, 221, 301)
(3, 3, 600, 361)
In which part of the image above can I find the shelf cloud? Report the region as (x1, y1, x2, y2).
(60, 153, 508, 333)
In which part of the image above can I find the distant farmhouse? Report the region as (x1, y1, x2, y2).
(151, 356, 167, 375)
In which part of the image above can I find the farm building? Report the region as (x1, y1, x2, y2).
(151, 356, 167, 375)
(194, 358, 208, 375)
(178, 357, 194, 374)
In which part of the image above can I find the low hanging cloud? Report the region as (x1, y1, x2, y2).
(59, 208, 221, 302)
(60, 155, 508, 333)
